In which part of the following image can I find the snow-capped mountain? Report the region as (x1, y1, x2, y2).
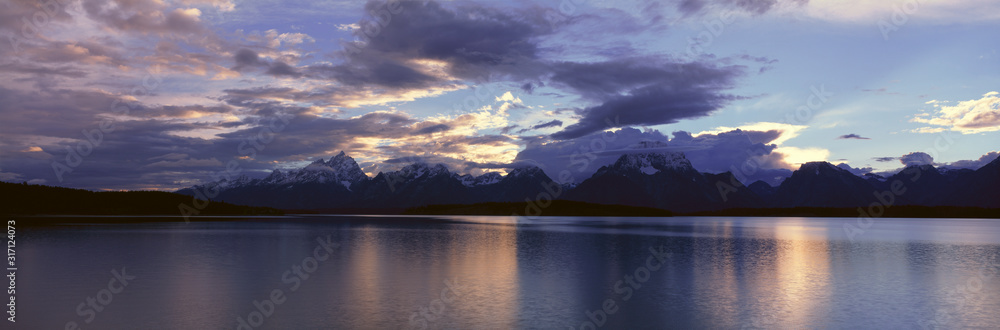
(264, 151, 368, 189)
(177, 150, 1000, 212)
(597, 152, 698, 177)
(178, 152, 558, 210)
(350, 162, 473, 208)
(567, 152, 761, 212)
(176, 151, 369, 209)
(455, 172, 503, 187)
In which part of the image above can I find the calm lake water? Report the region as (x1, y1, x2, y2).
(16, 216, 1000, 329)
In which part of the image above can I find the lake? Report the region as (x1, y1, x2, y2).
(15, 215, 1000, 329)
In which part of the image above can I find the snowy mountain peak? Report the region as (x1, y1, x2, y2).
(262, 169, 287, 184)
(430, 164, 449, 174)
(615, 152, 693, 173)
(328, 151, 355, 166)
(397, 162, 451, 179)
(455, 172, 503, 187)
(508, 166, 545, 178)
(229, 175, 253, 187)
(242, 152, 370, 188)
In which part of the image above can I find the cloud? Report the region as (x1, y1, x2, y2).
(0, 0, 786, 191)
(230, 1, 758, 140)
(696, 122, 806, 145)
(146, 157, 224, 168)
(81, 1, 208, 36)
(909, 127, 947, 134)
(836, 163, 873, 176)
(944, 151, 999, 170)
(496, 91, 524, 104)
(336, 23, 360, 31)
(264, 61, 302, 78)
(873, 156, 897, 162)
(516, 126, 795, 185)
(0, 62, 88, 78)
(0, 171, 26, 182)
(550, 60, 748, 139)
(231, 49, 304, 78)
(411, 123, 452, 135)
(675, 0, 808, 17)
(306, 60, 438, 89)
(837, 133, 870, 140)
(323, 0, 554, 90)
(531, 120, 563, 130)
(911, 91, 1000, 134)
(900, 152, 934, 166)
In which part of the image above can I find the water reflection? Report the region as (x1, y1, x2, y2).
(15, 216, 1000, 329)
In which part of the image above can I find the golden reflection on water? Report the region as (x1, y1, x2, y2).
(444, 224, 520, 327)
(690, 219, 834, 328)
(771, 221, 831, 328)
(347, 225, 384, 328)
(345, 223, 521, 328)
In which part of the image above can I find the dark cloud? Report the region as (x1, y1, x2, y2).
(836, 163, 873, 176)
(531, 120, 563, 130)
(873, 157, 897, 162)
(313, 0, 556, 91)
(411, 123, 451, 135)
(351, 1, 552, 79)
(553, 83, 741, 139)
(0, 0, 75, 34)
(227, 1, 754, 138)
(520, 83, 536, 93)
(0, 63, 88, 78)
(900, 152, 934, 166)
(130, 104, 234, 118)
(232, 49, 304, 78)
(499, 125, 520, 134)
(945, 151, 999, 169)
(233, 49, 262, 70)
(265, 61, 302, 78)
(675, 0, 806, 16)
(306, 60, 437, 89)
(548, 59, 747, 139)
(838, 133, 870, 140)
(220, 86, 357, 107)
(677, 0, 708, 15)
(0, 114, 272, 190)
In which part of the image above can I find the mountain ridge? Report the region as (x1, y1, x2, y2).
(176, 151, 1000, 212)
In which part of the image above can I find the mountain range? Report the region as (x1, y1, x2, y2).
(177, 150, 1000, 212)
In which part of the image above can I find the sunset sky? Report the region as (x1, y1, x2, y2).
(1, 0, 998, 190)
